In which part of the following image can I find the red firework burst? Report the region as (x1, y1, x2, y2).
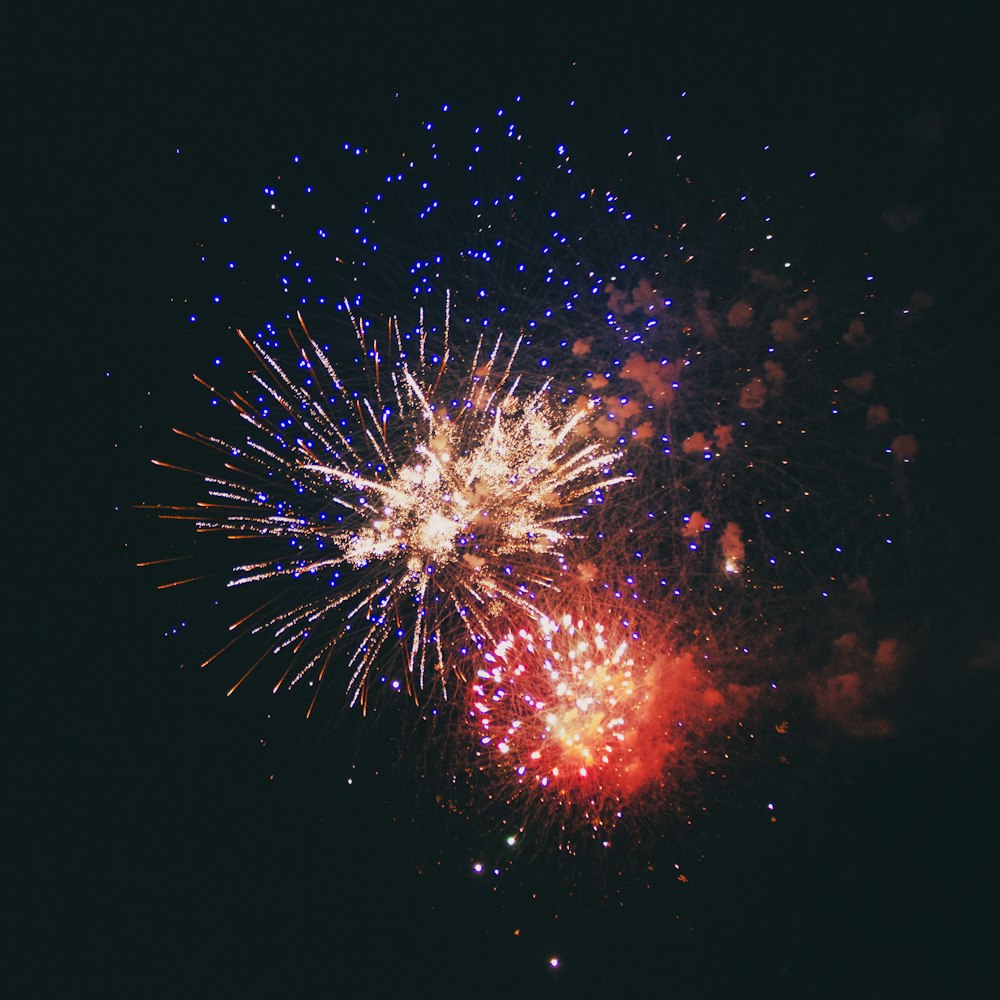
(468, 607, 710, 804)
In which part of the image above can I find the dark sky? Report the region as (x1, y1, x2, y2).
(9, 7, 996, 997)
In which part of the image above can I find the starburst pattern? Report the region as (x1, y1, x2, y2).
(471, 614, 649, 790)
(154, 302, 632, 711)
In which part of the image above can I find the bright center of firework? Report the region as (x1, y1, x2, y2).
(471, 614, 656, 793)
(343, 449, 466, 574)
(320, 374, 623, 595)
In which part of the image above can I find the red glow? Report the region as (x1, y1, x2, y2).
(468, 612, 701, 801)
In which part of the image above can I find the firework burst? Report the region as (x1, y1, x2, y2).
(154, 89, 917, 830)
(151, 300, 633, 711)
(470, 612, 656, 794)
(462, 573, 754, 835)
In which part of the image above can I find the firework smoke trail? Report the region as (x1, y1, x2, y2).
(151, 298, 633, 712)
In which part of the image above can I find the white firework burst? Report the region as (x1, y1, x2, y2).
(157, 300, 633, 711)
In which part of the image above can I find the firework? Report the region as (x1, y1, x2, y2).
(463, 574, 754, 828)
(470, 612, 656, 794)
(160, 91, 915, 793)
(152, 300, 633, 711)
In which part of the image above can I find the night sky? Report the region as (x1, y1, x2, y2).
(10, 7, 996, 997)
